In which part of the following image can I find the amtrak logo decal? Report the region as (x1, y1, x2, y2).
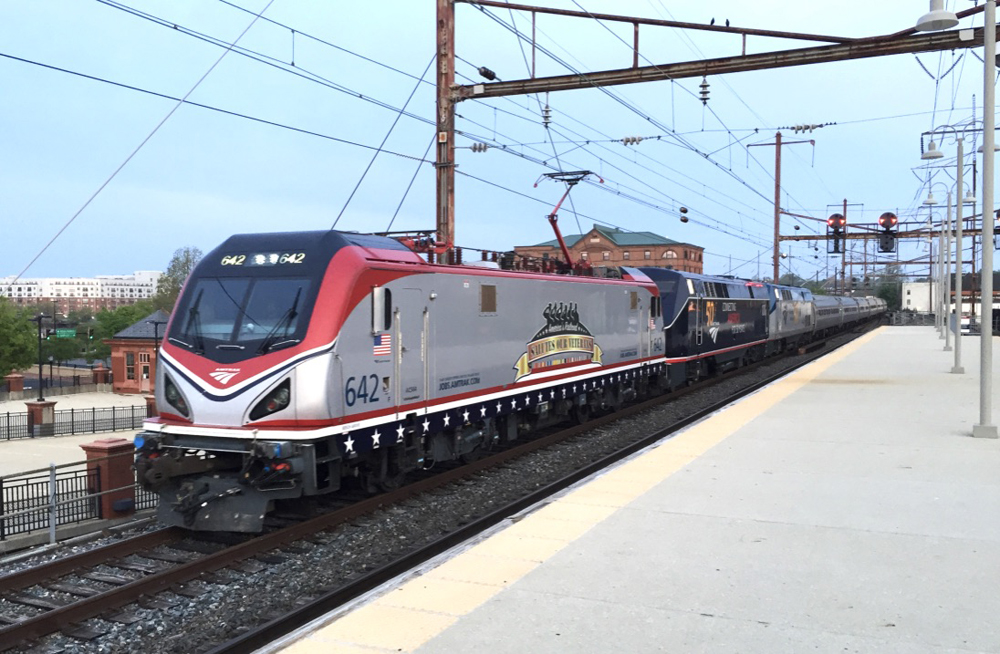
(209, 368, 240, 385)
(514, 302, 603, 382)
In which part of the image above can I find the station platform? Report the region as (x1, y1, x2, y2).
(268, 326, 1000, 654)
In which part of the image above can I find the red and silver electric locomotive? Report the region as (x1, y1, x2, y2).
(136, 230, 668, 531)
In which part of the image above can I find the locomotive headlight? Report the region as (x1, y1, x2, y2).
(249, 379, 292, 421)
(163, 375, 190, 418)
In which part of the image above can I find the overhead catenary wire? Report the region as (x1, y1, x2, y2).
(0, 52, 433, 165)
(10, 0, 277, 284)
(332, 52, 436, 228)
(96, 0, 781, 250)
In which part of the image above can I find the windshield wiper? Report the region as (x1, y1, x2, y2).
(183, 289, 206, 354)
(257, 288, 302, 355)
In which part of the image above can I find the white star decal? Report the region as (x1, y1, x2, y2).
(550, 390, 555, 399)
(372, 430, 381, 448)
(443, 414, 451, 427)
(538, 393, 544, 403)
(561, 389, 566, 398)
(496, 402, 502, 413)
(480, 405, 487, 417)
(344, 435, 355, 453)
(524, 395, 530, 405)
(511, 398, 517, 409)
(462, 409, 470, 422)
(572, 385, 577, 393)
(422, 418, 430, 433)
(396, 425, 405, 443)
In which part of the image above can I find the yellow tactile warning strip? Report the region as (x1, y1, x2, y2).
(275, 328, 882, 654)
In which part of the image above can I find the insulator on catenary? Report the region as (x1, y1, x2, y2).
(478, 66, 497, 81)
(470, 142, 489, 153)
(621, 136, 644, 146)
(699, 76, 710, 105)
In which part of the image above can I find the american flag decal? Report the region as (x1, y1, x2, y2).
(373, 333, 392, 356)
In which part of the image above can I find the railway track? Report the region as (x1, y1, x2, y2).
(0, 323, 879, 653)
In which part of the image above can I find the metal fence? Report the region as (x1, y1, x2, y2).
(0, 463, 102, 541)
(1, 412, 30, 440)
(0, 454, 159, 541)
(0, 405, 149, 441)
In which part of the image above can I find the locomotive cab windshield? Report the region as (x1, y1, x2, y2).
(169, 275, 314, 362)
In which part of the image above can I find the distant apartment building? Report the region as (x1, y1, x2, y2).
(514, 224, 704, 274)
(0, 271, 162, 315)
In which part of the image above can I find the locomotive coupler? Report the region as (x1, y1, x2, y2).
(172, 481, 242, 527)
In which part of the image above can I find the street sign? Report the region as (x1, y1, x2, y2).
(55, 328, 77, 339)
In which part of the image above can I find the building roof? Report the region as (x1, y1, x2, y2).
(113, 309, 171, 340)
(525, 224, 693, 249)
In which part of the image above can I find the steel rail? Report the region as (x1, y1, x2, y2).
(207, 322, 883, 654)
(0, 527, 185, 593)
(0, 320, 881, 650)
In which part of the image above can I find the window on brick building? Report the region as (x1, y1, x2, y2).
(623, 251, 630, 260)
(126, 352, 135, 380)
(603, 251, 610, 261)
(644, 251, 651, 259)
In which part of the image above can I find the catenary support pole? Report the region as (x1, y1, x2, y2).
(974, 0, 997, 438)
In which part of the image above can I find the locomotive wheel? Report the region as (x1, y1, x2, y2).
(571, 403, 591, 425)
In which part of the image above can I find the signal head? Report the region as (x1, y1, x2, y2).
(878, 212, 898, 229)
(828, 213, 846, 229)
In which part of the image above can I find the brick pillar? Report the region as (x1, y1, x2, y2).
(24, 400, 57, 437)
(80, 438, 136, 518)
(144, 394, 158, 418)
(4, 373, 24, 393)
(92, 363, 110, 384)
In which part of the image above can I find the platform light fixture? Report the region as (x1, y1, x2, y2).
(922, 140, 945, 160)
(915, 0, 959, 32)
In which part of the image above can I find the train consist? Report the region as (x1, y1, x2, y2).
(135, 230, 885, 531)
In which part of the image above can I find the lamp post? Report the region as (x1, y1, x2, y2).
(917, 0, 996, 437)
(29, 315, 45, 401)
(146, 319, 166, 345)
(976, 0, 998, 438)
(924, 191, 947, 337)
(952, 149, 971, 375)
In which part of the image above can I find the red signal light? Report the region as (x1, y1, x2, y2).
(828, 213, 846, 229)
(878, 212, 898, 229)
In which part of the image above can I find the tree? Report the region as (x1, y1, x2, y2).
(154, 246, 203, 311)
(0, 298, 37, 378)
(92, 301, 156, 360)
(872, 264, 903, 311)
(803, 280, 827, 295)
(42, 336, 82, 365)
(778, 273, 806, 287)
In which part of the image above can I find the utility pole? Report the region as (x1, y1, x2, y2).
(842, 199, 849, 294)
(436, 0, 456, 263)
(439, 1, 997, 266)
(747, 132, 813, 282)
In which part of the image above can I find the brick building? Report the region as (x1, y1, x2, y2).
(0, 271, 162, 316)
(105, 309, 169, 395)
(513, 224, 704, 274)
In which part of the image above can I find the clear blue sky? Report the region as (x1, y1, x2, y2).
(0, 0, 990, 282)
